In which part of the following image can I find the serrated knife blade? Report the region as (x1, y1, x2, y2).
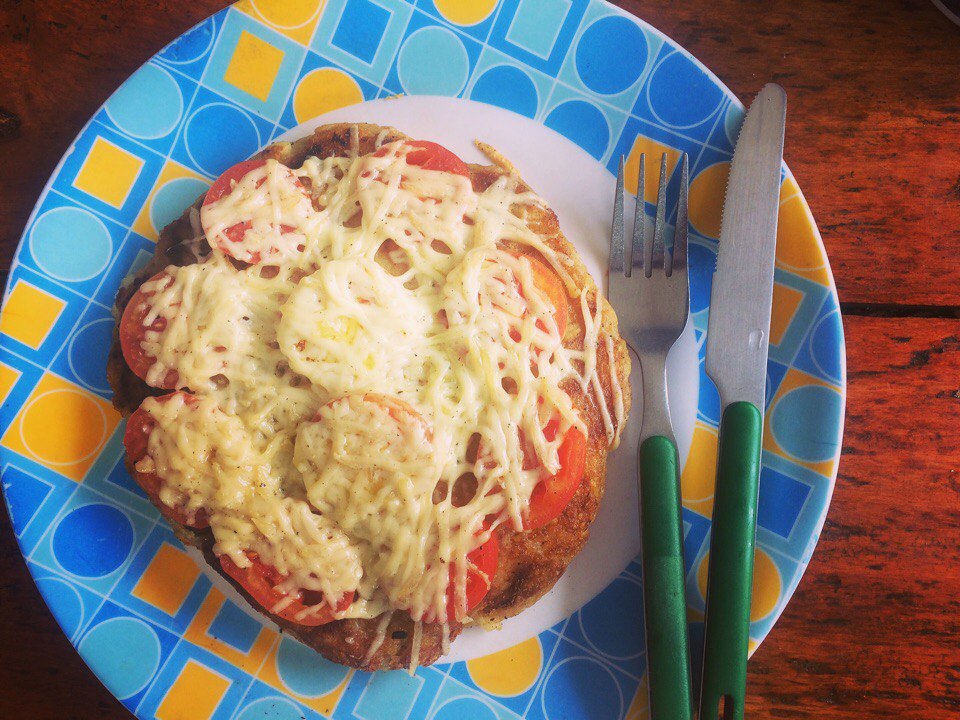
(705, 83, 787, 409)
(698, 83, 787, 720)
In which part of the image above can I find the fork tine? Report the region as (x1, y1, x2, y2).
(610, 155, 625, 276)
(648, 153, 668, 278)
(629, 154, 645, 277)
(669, 153, 689, 277)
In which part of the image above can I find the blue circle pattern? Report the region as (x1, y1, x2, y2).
(575, 15, 648, 95)
(185, 103, 260, 177)
(53, 504, 133, 578)
(35, 577, 84, 640)
(105, 63, 182, 140)
(470, 65, 538, 118)
(433, 697, 499, 720)
(397, 27, 470, 97)
(544, 100, 609, 160)
(68, 319, 115, 393)
(78, 617, 160, 699)
(542, 658, 622, 719)
(150, 177, 210, 232)
(647, 51, 725, 128)
(30, 208, 112, 282)
(578, 577, 643, 659)
(236, 697, 306, 720)
(276, 637, 349, 697)
(810, 311, 844, 384)
(771, 386, 843, 463)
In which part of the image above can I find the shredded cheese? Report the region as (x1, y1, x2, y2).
(131, 137, 624, 641)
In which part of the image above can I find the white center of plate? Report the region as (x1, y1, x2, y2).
(192, 96, 699, 663)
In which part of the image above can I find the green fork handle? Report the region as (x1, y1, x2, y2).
(699, 401, 763, 720)
(639, 435, 693, 720)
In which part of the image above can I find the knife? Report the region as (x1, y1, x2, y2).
(699, 83, 787, 720)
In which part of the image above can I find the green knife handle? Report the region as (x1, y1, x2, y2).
(699, 401, 762, 720)
(639, 435, 693, 720)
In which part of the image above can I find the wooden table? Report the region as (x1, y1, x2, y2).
(1, 1, 958, 717)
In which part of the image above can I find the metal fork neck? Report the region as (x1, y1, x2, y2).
(637, 350, 675, 443)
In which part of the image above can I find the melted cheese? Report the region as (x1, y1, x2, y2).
(132, 136, 624, 633)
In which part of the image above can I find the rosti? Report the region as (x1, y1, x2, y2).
(107, 122, 631, 670)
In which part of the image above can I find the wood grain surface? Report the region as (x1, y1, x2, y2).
(1, 1, 958, 718)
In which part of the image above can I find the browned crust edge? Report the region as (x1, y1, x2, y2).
(108, 122, 632, 670)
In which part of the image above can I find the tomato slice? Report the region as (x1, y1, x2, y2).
(518, 252, 568, 339)
(119, 271, 180, 390)
(404, 140, 470, 178)
(446, 524, 499, 622)
(123, 392, 208, 528)
(522, 419, 587, 530)
(220, 551, 353, 626)
(201, 159, 308, 264)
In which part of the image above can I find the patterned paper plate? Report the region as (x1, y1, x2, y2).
(0, 1, 845, 718)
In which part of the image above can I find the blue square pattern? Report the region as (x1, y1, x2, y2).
(96, 60, 198, 156)
(21, 191, 127, 298)
(156, 14, 223, 80)
(757, 453, 834, 563)
(556, 0, 661, 116)
(30, 484, 155, 597)
(201, 8, 306, 123)
(334, 0, 392, 63)
(488, 0, 589, 76)
(428, 673, 522, 720)
(313, 0, 414, 86)
(3, 464, 54, 540)
(207, 599, 263, 654)
(382, 10, 482, 98)
(0, 347, 42, 426)
(109, 525, 210, 634)
(28, 561, 106, 643)
(336, 665, 445, 720)
(279, 51, 381, 129)
(464, 47, 554, 121)
(415, 0, 500, 43)
(790, 295, 845, 387)
(94, 231, 155, 307)
(758, 465, 812, 539)
(1, 264, 88, 365)
(75, 599, 179, 713)
(527, 637, 639, 720)
(51, 121, 164, 226)
(171, 84, 275, 180)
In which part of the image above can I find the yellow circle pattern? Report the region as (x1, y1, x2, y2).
(687, 161, 729, 238)
(20, 389, 106, 465)
(293, 68, 364, 125)
(249, 0, 323, 29)
(467, 637, 543, 696)
(434, 0, 497, 26)
(697, 547, 782, 623)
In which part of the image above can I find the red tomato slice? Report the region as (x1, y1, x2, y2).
(498, 253, 568, 343)
(404, 140, 470, 178)
(522, 419, 587, 530)
(119, 271, 180, 390)
(123, 392, 208, 528)
(446, 524, 499, 622)
(201, 159, 308, 264)
(220, 551, 353, 626)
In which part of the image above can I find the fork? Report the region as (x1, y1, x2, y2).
(608, 152, 692, 720)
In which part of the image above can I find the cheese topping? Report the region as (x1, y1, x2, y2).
(129, 136, 624, 629)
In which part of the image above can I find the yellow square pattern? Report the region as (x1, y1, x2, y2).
(132, 160, 210, 242)
(156, 660, 230, 720)
(0, 282, 64, 350)
(0, 373, 121, 482)
(223, 30, 285, 101)
(133, 543, 202, 615)
(624, 135, 683, 204)
(184, 588, 276, 672)
(73, 136, 144, 208)
(0, 363, 20, 404)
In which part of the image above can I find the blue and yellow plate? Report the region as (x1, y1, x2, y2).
(0, 1, 844, 718)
